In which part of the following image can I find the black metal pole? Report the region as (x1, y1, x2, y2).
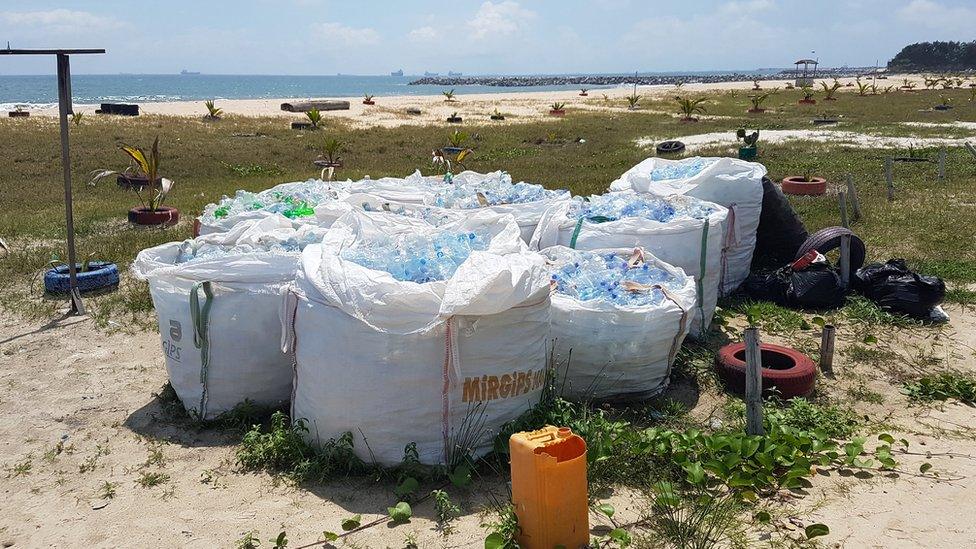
(56, 53, 85, 315)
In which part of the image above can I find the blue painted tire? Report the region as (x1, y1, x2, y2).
(44, 262, 120, 295)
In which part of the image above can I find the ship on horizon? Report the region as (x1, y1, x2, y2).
(180, 69, 201, 75)
(391, 69, 403, 76)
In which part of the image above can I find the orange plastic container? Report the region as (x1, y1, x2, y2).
(510, 425, 589, 548)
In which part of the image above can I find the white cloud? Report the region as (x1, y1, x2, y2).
(408, 26, 438, 42)
(0, 9, 125, 33)
(316, 22, 380, 47)
(896, 0, 976, 31)
(467, 1, 536, 40)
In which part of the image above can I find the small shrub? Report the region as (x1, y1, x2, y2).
(903, 372, 976, 404)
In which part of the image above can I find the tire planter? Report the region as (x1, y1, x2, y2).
(656, 140, 685, 155)
(781, 176, 827, 196)
(715, 342, 816, 398)
(129, 206, 179, 227)
(747, 108, 765, 114)
(8, 111, 29, 118)
(549, 109, 566, 116)
(490, 115, 505, 121)
(794, 226, 866, 271)
(44, 262, 119, 295)
(441, 146, 464, 155)
(933, 105, 952, 111)
(679, 117, 699, 123)
(738, 147, 757, 160)
(362, 100, 375, 105)
(798, 99, 817, 105)
(446, 116, 463, 123)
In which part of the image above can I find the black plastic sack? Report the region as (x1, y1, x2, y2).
(745, 262, 847, 310)
(753, 177, 809, 270)
(854, 259, 945, 318)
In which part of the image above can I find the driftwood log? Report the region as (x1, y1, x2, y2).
(280, 100, 350, 112)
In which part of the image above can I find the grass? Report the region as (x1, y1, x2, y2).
(135, 470, 170, 487)
(1, 86, 975, 323)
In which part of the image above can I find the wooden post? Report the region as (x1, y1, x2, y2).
(57, 54, 85, 315)
(819, 325, 836, 377)
(846, 174, 862, 222)
(965, 142, 976, 160)
(938, 147, 947, 181)
(838, 190, 849, 228)
(885, 157, 894, 201)
(839, 233, 852, 288)
(744, 327, 764, 436)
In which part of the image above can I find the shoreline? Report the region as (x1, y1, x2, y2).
(14, 73, 925, 127)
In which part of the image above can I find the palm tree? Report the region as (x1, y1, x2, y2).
(675, 96, 707, 121)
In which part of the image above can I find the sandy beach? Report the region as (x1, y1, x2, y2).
(25, 74, 926, 128)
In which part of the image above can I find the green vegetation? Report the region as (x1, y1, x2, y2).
(204, 100, 222, 119)
(889, 41, 976, 72)
(89, 136, 173, 212)
(304, 108, 322, 128)
(903, 372, 976, 405)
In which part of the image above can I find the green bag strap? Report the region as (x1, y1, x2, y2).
(696, 220, 710, 337)
(189, 281, 214, 417)
(568, 216, 613, 249)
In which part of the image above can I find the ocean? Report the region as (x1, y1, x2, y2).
(0, 71, 777, 110)
(0, 73, 613, 110)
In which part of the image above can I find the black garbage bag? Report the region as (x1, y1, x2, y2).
(854, 259, 945, 318)
(745, 261, 847, 310)
(753, 176, 809, 270)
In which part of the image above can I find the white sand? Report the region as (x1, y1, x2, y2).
(22, 75, 928, 128)
(636, 128, 976, 153)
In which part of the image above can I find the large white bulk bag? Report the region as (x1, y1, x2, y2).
(544, 247, 697, 401)
(133, 217, 327, 419)
(197, 179, 351, 236)
(531, 194, 728, 338)
(282, 210, 551, 465)
(609, 157, 765, 295)
(426, 170, 572, 243)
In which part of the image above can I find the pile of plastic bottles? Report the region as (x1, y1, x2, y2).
(175, 231, 323, 264)
(429, 172, 567, 209)
(647, 158, 716, 181)
(547, 249, 685, 307)
(200, 180, 342, 224)
(360, 202, 457, 226)
(568, 193, 715, 223)
(341, 230, 490, 283)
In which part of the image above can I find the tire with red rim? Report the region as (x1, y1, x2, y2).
(715, 342, 816, 398)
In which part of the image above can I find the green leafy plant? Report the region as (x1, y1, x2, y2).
(236, 411, 365, 483)
(432, 489, 461, 527)
(747, 92, 771, 111)
(270, 531, 288, 549)
(305, 108, 322, 129)
(820, 80, 841, 100)
(799, 84, 816, 101)
(626, 93, 641, 110)
(135, 471, 169, 487)
(903, 372, 976, 404)
(388, 501, 412, 524)
(855, 78, 871, 97)
(735, 128, 759, 149)
(71, 111, 84, 125)
(443, 88, 456, 102)
(675, 96, 707, 120)
(550, 102, 566, 112)
(204, 99, 222, 119)
(363, 93, 375, 103)
(447, 129, 469, 148)
(319, 137, 345, 165)
(89, 136, 174, 212)
(483, 505, 520, 549)
(902, 78, 918, 90)
(235, 531, 261, 549)
(752, 78, 762, 90)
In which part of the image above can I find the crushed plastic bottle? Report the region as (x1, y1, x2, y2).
(648, 158, 716, 181)
(175, 228, 324, 264)
(360, 202, 457, 226)
(340, 229, 490, 283)
(199, 179, 344, 225)
(546, 249, 685, 307)
(568, 193, 715, 223)
(430, 171, 569, 209)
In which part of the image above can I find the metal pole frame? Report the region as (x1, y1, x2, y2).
(57, 54, 86, 315)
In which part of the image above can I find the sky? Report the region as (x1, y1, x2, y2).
(1, 0, 974, 75)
